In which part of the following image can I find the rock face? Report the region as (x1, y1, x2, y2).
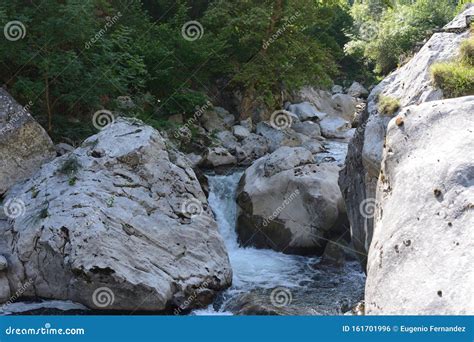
(236, 146, 348, 255)
(366, 97, 474, 314)
(340, 7, 473, 265)
(0, 88, 55, 194)
(0, 119, 232, 311)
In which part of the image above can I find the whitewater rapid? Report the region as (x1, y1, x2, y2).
(194, 171, 365, 315)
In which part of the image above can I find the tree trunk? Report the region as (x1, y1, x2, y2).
(44, 74, 52, 133)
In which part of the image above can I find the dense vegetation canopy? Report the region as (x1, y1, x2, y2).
(0, 0, 470, 142)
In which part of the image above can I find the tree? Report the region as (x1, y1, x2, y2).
(0, 0, 148, 141)
(201, 0, 350, 113)
(346, 0, 459, 75)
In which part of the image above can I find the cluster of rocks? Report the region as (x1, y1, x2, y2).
(178, 82, 367, 170)
(179, 84, 367, 258)
(0, 80, 368, 313)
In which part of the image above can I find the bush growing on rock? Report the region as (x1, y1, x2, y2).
(460, 36, 474, 65)
(377, 95, 401, 116)
(431, 37, 474, 98)
(431, 63, 474, 97)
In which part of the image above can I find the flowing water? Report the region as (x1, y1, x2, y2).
(3, 149, 364, 316)
(194, 171, 365, 315)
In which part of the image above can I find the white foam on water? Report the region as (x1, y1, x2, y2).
(199, 172, 318, 314)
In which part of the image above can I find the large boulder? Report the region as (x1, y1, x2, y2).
(199, 107, 235, 132)
(319, 116, 353, 139)
(237, 133, 270, 165)
(232, 125, 250, 140)
(366, 97, 474, 314)
(295, 87, 339, 117)
(340, 7, 473, 265)
(0, 89, 55, 194)
(331, 94, 357, 123)
(216, 130, 239, 151)
(0, 119, 232, 311)
(346, 82, 368, 98)
(256, 122, 302, 152)
(236, 146, 348, 255)
(287, 102, 326, 121)
(203, 147, 237, 168)
(291, 121, 321, 139)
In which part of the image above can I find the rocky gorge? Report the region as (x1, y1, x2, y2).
(0, 6, 473, 316)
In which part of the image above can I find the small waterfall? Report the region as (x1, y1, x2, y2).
(207, 172, 315, 288)
(193, 171, 364, 315)
(196, 171, 365, 315)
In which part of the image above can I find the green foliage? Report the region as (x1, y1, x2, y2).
(431, 62, 474, 98)
(68, 176, 78, 186)
(346, 0, 459, 75)
(58, 155, 81, 176)
(378, 95, 401, 115)
(460, 37, 474, 66)
(6, 0, 467, 144)
(1, 0, 361, 143)
(455, 0, 474, 14)
(201, 0, 352, 107)
(431, 36, 474, 98)
(0, 0, 149, 143)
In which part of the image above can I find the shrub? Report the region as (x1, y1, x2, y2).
(431, 62, 474, 98)
(460, 38, 474, 66)
(58, 155, 81, 176)
(378, 95, 401, 116)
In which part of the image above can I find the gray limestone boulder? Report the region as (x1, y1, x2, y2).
(236, 146, 348, 255)
(365, 97, 474, 315)
(0, 119, 232, 312)
(0, 89, 55, 195)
